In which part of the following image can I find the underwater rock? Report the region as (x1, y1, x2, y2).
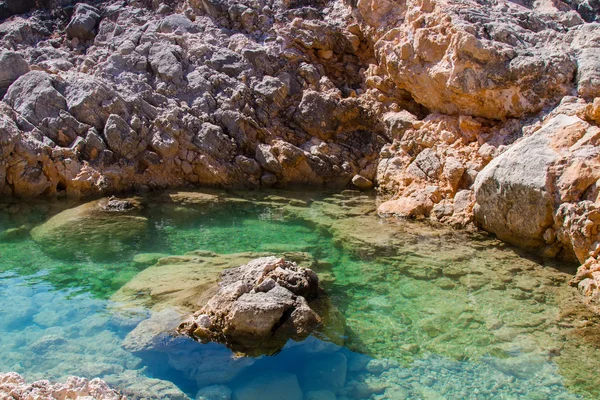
(0, 372, 124, 399)
(30, 197, 147, 260)
(234, 372, 303, 400)
(178, 257, 324, 356)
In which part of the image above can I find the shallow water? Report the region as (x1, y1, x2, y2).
(0, 191, 599, 400)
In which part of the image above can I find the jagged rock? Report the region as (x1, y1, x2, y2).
(0, 372, 124, 399)
(104, 114, 149, 160)
(66, 3, 101, 41)
(178, 257, 324, 356)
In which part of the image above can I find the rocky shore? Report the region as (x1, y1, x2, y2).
(0, 0, 599, 318)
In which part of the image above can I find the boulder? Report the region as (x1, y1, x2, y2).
(4, 71, 67, 125)
(30, 197, 148, 260)
(474, 114, 600, 252)
(0, 50, 29, 93)
(178, 257, 324, 356)
(66, 3, 101, 41)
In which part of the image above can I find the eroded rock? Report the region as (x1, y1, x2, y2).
(178, 257, 324, 356)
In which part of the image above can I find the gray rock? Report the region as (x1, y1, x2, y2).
(103, 114, 149, 160)
(4, 71, 67, 125)
(474, 115, 567, 248)
(66, 3, 101, 41)
(179, 257, 323, 356)
(159, 14, 197, 34)
(0, 51, 29, 92)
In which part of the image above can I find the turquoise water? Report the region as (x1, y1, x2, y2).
(0, 191, 599, 399)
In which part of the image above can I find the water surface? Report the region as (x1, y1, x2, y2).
(0, 191, 598, 399)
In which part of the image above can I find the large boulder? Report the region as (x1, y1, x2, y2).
(474, 113, 600, 258)
(66, 3, 101, 41)
(178, 257, 324, 356)
(30, 197, 148, 260)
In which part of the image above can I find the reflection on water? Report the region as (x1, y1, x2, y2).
(0, 191, 598, 399)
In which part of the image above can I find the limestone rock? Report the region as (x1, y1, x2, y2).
(0, 372, 124, 399)
(178, 257, 324, 356)
(30, 197, 148, 260)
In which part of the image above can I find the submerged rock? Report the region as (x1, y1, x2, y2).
(30, 197, 147, 260)
(0, 372, 124, 399)
(178, 257, 325, 356)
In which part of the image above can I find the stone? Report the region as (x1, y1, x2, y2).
(4, 71, 67, 125)
(234, 372, 303, 400)
(0, 372, 123, 399)
(178, 257, 325, 356)
(0, 51, 29, 93)
(103, 114, 148, 160)
(352, 174, 373, 190)
(30, 198, 148, 260)
(66, 3, 101, 41)
(196, 385, 232, 400)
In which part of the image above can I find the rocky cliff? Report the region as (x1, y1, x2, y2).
(0, 0, 600, 309)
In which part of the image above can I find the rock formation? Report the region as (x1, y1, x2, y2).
(178, 257, 326, 356)
(0, 372, 124, 399)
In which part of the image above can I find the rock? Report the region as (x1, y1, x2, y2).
(474, 114, 600, 253)
(196, 385, 232, 400)
(178, 257, 324, 356)
(355, 0, 576, 118)
(66, 3, 101, 41)
(0, 372, 123, 399)
(30, 198, 148, 260)
(4, 71, 67, 125)
(0, 0, 36, 19)
(103, 114, 149, 160)
(234, 372, 303, 400)
(352, 174, 373, 190)
(0, 50, 29, 93)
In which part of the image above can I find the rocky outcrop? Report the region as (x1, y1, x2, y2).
(178, 257, 325, 356)
(0, 372, 124, 399)
(0, 0, 385, 197)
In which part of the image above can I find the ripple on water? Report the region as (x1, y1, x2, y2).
(0, 191, 598, 399)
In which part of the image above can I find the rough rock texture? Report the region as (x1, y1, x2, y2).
(178, 257, 324, 356)
(0, 0, 386, 197)
(0, 372, 124, 399)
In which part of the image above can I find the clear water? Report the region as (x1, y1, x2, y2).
(0, 191, 599, 400)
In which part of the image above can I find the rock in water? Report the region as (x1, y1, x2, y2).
(179, 257, 324, 356)
(0, 372, 124, 399)
(30, 197, 147, 260)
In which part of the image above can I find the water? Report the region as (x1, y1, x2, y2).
(0, 190, 599, 399)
